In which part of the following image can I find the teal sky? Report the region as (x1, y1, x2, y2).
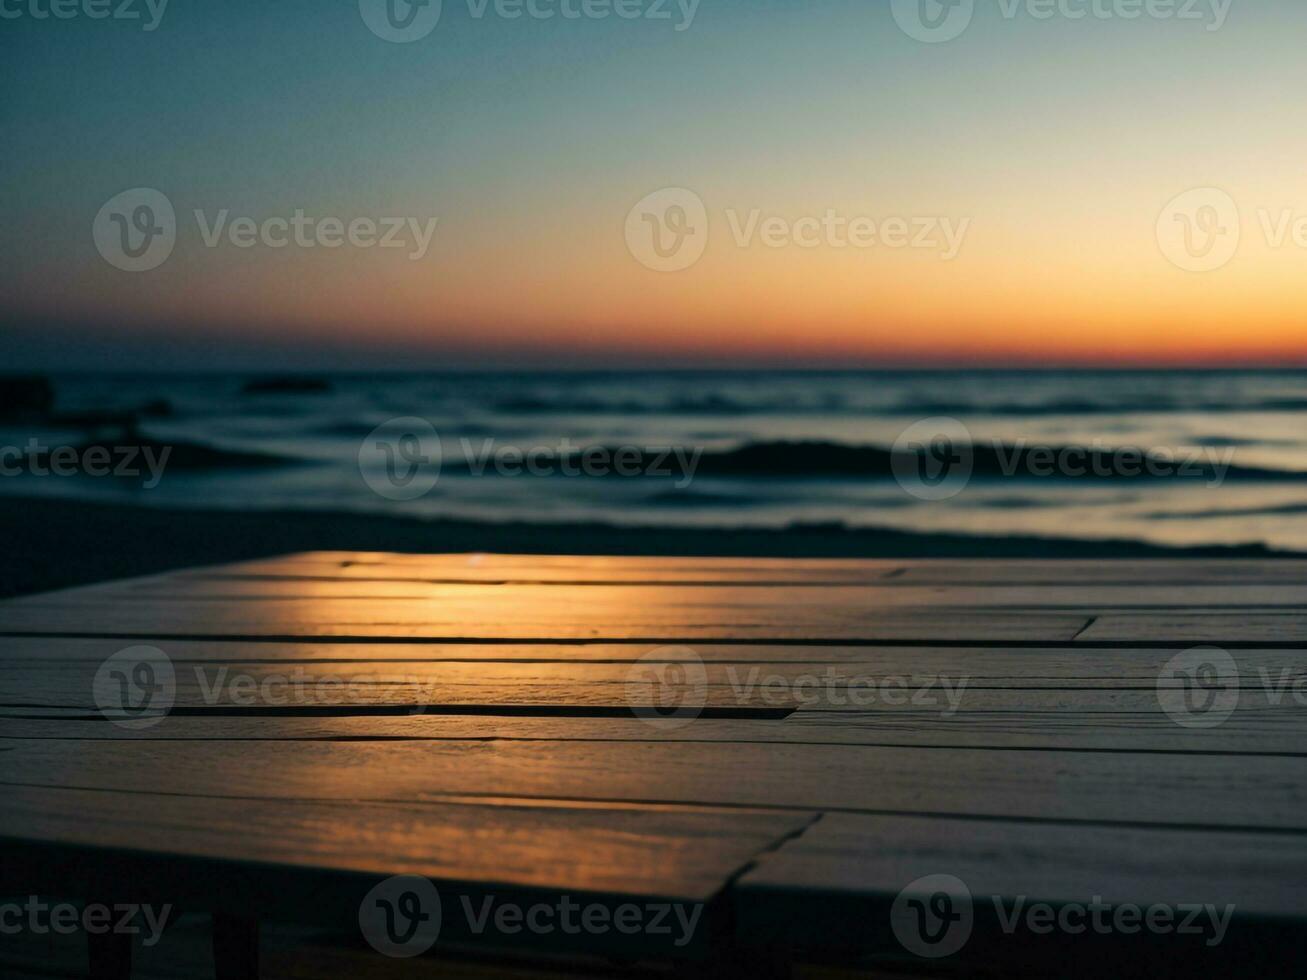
(2, 0, 1305, 368)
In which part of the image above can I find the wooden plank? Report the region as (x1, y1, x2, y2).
(2, 740, 1305, 830)
(222, 552, 1307, 573)
(207, 553, 1307, 585)
(220, 552, 909, 572)
(25, 554, 1307, 608)
(0, 658, 1286, 702)
(0, 638, 1302, 701)
(192, 562, 909, 586)
(9, 636, 1296, 671)
(0, 785, 814, 958)
(890, 559, 1307, 586)
(9, 551, 1306, 973)
(76, 577, 1307, 608)
(179, 562, 1307, 587)
(2, 661, 1304, 756)
(0, 636, 1091, 664)
(1079, 614, 1307, 645)
(1, 703, 1302, 753)
(0, 660, 801, 713)
(0, 784, 810, 900)
(0, 598, 1091, 642)
(0, 656, 1290, 693)
(734, 813, 1307, 973)
(739, 812, 1307, 916)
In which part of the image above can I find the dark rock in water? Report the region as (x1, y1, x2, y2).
(140, 399, 173, 418)
(241, 377, 332, 395)
(0, 376, 55, 420)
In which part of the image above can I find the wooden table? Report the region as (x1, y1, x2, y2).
(1, 553, 1306, 978)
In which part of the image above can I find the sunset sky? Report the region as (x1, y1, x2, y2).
(2, 0, 1305, 369)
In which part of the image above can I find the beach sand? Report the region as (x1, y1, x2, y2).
(0, 495, 1292, 600)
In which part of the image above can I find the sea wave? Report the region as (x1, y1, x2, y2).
(490, 395, 1307, 417)
(443, 439, 1307, 482)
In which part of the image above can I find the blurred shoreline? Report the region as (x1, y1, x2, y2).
(1, 495, 1296, 600)
(8, 369, 1307, 551)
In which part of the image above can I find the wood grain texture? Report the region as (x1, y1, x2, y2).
(213, 552, 911, 572)
(74, 577, 1307, 608)
(190, 552, 1307, 586)
(735, 813, 1307, 974)
(10, 636, 1303, 672)
(0, 658, 1285, 700)
(2, 661, 1304, 756)
(2, 739, 1306, 830)
(889, 559, 1307, 586)
(0, 659, 803, 712)
(5, 552, 1307, 971)
(0, 597, 1092, 642)
(0, 703, 1302, 753)
(0, 783, 812, 900)
(739, 811, 1307, 916)
(0, 786, 812, 959)
(1078, 613, 1307, 644)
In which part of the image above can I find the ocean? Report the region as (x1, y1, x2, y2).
(4, 370, 1307, 552)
